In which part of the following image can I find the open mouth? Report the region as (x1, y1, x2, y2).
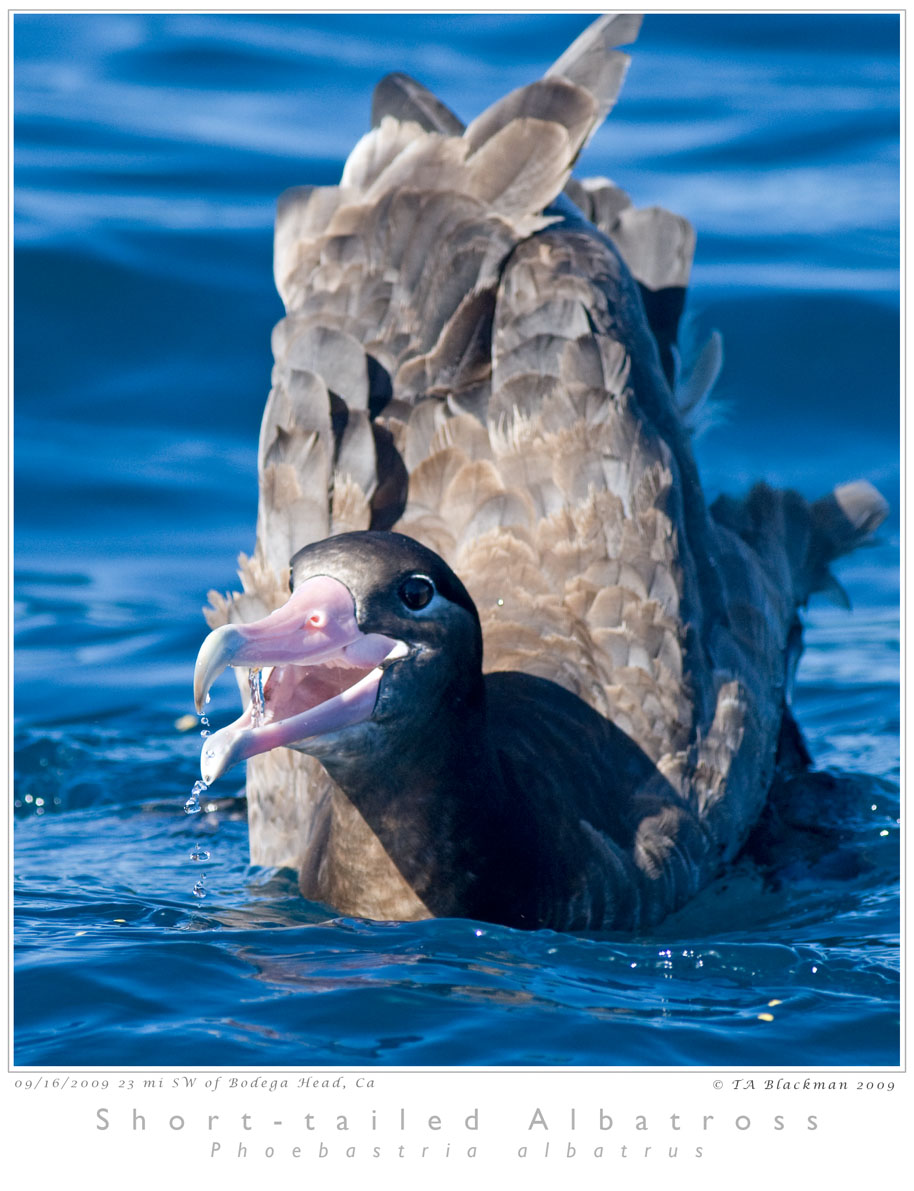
(193, 575, 405, 785)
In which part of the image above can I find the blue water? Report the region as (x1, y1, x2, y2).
(13, 13, 900, 1067)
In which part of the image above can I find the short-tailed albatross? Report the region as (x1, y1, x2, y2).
(193, 14, 888, 932)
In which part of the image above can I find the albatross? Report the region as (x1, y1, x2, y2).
(193, 14, 887, 932)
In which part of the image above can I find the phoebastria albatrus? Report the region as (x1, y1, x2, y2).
(193, 14, 888, 932)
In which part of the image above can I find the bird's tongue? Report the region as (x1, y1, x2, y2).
(193, 575, 399, 785)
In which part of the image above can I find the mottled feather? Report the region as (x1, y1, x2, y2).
(206, 15, 887, 910)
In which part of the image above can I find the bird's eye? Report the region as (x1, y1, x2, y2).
(398, 575, 435, 611)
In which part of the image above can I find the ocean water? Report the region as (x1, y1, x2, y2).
(13, 13, 900, 1067)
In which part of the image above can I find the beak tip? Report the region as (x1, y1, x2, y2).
(200, 731, 241, 787)
(193, 622, 241, 720)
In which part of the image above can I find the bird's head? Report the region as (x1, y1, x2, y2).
(193, 531, 483, 785)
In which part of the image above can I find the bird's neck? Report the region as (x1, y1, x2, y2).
(314, 681, 516, 919)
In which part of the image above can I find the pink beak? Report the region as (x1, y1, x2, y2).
(193, 575, 402, 785)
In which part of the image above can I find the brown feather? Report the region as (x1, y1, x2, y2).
(206, 15, 887, 911)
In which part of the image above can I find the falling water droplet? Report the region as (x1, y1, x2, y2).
(249, 668, 265, 728)
(184, 779, 209, 815)
(205, 693, 211, 704)
(200, 730, 211, 738)
(184, 779, 214, 893)
(200, 715, 210, 727)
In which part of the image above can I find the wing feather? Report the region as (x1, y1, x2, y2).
(215, 14, 886, 879)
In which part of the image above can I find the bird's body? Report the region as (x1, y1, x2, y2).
(196, 14, 887, 931)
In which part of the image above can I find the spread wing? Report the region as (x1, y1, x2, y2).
(206, 13, 886, 872)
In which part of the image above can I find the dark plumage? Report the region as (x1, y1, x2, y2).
(196, 15, 887, 931)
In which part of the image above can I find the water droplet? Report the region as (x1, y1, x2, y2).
(200, 715, 210, 728)
(192, 880, 207, 899)
(496, 598, 504, 607)
(200, 729, 211, 738)
(204, 748, 215, 760)
(190, 845, 210, 862)
(249, 668, 265, 728)
(185, 779, 210, 814)
(205, 693, 211, 705)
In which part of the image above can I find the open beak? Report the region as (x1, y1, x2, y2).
(193, 575, 403, 785)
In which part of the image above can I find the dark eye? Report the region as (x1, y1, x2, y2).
(398, 574, 435, 611)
